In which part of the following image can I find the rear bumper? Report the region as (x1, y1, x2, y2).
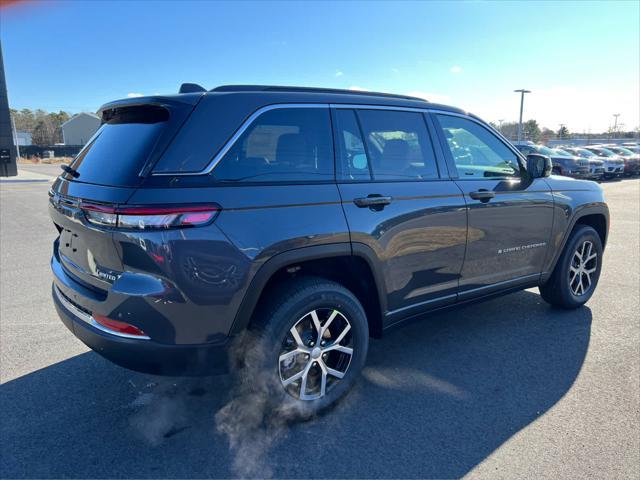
(52, 284, 231, 376)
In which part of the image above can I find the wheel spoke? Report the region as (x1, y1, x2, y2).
(289, 325, 305, 348)
(570, 276, 579, 294)
(321, 310, 339, 338)
(325, 365, 346, 379)
(332, 322, 351, 345)
(585, 253, 597, 262)
(282, 366, 305, 387)
(319, 364, 327, 397)
(279, 348, 307, 365)
(325, 344, 353, 356)
(310, 310, 322, 343)
(299, 365, 310, 399)
(569, 267, 579, 284)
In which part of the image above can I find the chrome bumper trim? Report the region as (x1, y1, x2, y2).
(54, 284, 151, 340)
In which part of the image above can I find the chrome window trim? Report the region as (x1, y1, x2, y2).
(150, 101, 524, 177)
(151, 103, 330, 177)
(330, 104, 525, 161)
(54, 285, 151, 340)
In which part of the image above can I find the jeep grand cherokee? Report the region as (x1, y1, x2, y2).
(50, 84, 609, 413)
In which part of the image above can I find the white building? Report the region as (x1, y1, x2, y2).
(61, 112, 100, 146)
(15, 131, 32, 146)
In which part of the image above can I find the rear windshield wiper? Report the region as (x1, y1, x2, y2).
(60, 165, 80, 178)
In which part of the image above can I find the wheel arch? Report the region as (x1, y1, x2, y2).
(543, 204, 609, 282)
(229, 243, 387, 338)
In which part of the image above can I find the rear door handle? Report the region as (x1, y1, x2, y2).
(469, 190, 495, 202)
(354, 195, 393, 208)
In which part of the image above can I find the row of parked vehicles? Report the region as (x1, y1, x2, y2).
(514, 142, 640, 180)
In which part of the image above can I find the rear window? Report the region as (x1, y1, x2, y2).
(211, 107, 334, 182)
(65, 105, 183, 187)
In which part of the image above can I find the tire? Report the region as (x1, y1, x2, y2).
(239, 276, 369, 419)
(539, 225, 603, 309)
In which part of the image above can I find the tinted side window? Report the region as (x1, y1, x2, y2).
(212, 108, 334, 182)
(357, 110, 439, 180)
(436, 115, 521, 179)
(334, 109, 371, 180)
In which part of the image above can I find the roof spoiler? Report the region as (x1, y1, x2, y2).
(179, 83, 206, 94)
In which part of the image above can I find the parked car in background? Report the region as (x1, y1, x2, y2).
(621, 142, 639, 153)
(560, 147, 605, 180)
(600, 145, 640, 175)
(583, 146, 627, 177)
(515, 144, 590, 178)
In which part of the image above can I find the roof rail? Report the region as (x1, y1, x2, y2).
(210, 85, 428, 102)
(179, 83, 206, 94)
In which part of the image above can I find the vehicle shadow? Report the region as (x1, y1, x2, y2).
(0, 289, 592, 479)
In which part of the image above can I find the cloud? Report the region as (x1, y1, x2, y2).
(127, 92, 144, 98)
(349, 85, 366, 91)
(450, 66, 463, 74)
(335, 70, 344, 77)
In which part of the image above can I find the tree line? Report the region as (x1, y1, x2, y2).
(489, 119, 563, 142)
(10, 109, 72, 146)
(490, 119, 639, 142)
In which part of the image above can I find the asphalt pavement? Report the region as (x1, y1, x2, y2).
(1, 168, 638, 479)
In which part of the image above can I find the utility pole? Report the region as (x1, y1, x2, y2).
(613, 114, 620, 139)
(514, 89, 531, 142)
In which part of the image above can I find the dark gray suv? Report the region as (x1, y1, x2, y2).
(50, 85, 609, 412)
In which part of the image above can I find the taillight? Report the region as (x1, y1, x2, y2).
(81, 204, 219, 230)
(81, 203, 118, 227)
(93, 314, 147, 337)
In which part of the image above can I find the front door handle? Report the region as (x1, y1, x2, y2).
(469, 189, 495, 203)
(354, 195, 393, 209)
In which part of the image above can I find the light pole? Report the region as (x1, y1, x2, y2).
(613, 114, 620, 139)
(514, 89, 531, 142)
(498, 119, 504, 133)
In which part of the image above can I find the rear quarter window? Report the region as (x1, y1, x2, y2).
(211, 107, 334, 183)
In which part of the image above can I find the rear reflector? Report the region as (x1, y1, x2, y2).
(81, 203, 219, 229)
(93, 314, 147, 337)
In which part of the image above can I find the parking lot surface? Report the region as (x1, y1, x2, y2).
(1, 170, 638, 479)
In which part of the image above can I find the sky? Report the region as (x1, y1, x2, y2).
(1, 0, 639, 133)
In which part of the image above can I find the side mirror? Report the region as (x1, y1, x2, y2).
(526, 154, 552, 178)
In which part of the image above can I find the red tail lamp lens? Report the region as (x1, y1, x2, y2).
(81, 203, 219, 229)
(93, 314, 147, 337)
